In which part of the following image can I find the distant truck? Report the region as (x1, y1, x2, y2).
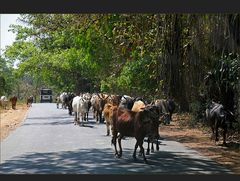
(40, 88, 53, 103)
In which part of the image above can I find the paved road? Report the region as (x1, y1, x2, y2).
(0, 103, 232, 174)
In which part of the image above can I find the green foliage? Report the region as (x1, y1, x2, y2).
(0, 57, 17, 96)
(2, 13, 240, 123)
(204, 54, 240, 108)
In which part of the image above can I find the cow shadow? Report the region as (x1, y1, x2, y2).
(75, 123, 94, 128)
(23, 116, 74, 126)
(0, 147, 233, 174)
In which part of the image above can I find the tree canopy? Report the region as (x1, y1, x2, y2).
(2, 14, 240, 115)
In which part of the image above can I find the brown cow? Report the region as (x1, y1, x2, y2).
(131, 100, 162, 155)
(103, 103, 118, 136)
(91, 93, 109, 123)
(111, 105, 160, 163)
(108, 94, 122, 106)
(145, 113, 169, 155)
(9, 96, 17, 110)
(27, 96, 34, 107)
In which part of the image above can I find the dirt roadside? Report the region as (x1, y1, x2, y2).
(160, 114, 240, 174)
(0, 103, 29, 141)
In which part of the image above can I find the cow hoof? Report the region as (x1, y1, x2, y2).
(146, 151, 150, 155)
(115, 154, 121, 158)
(144, 159, 148, 164)
(118, 154, 122, 158)
(151, 150, 154, 153)
(133, 155, 137, 160)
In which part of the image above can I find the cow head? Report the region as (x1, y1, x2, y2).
(97, 93, 110, 111)
(120, 95, 134, 109)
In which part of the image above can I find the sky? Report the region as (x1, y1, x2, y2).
(0, 14, 21, 54)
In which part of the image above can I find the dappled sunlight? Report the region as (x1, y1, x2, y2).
(0, 147, 232, 174)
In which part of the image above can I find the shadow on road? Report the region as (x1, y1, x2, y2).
(0, 148, 232, 174)
(22, 117, 100, 128)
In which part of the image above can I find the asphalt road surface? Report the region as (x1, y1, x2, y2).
(0, 103, 233, 174)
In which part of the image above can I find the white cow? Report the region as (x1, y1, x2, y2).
(59, 92, 67, 109)
(72, 95, 90, 126)
(0, 96, 8, 109)
(82, 93, 92, 121)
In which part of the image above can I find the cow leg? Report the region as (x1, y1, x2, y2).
(169, 112, 172, 123)
(86, 112, 89, 122)
(81, 114, 84, 126)
(146, 138, 150, 155)
(215, 119, 219, 142)
(151, 142, 154, 153)
(111, 133, 118, 157)
(106, 120, 110, 136)
(133, 141, 139, 160)
(117, 134, 124, 158)
(138, 139, 147, 163)
(74, 112, 77, 125)
(93, 108, 96, 119)
(156, 138, 159, 151)
(68, 107, 72, 115)
(223, 127, 227, 146)
(215, 126, 219, 142)
(99, 112, 103, 123)
(77, 112, 81, 125)
(96, 111, 99, 123)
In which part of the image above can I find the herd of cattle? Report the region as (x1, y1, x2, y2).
(55, 92, 175, 162)
(55, 92, 237, 163)
(0, 92, 237, 162)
